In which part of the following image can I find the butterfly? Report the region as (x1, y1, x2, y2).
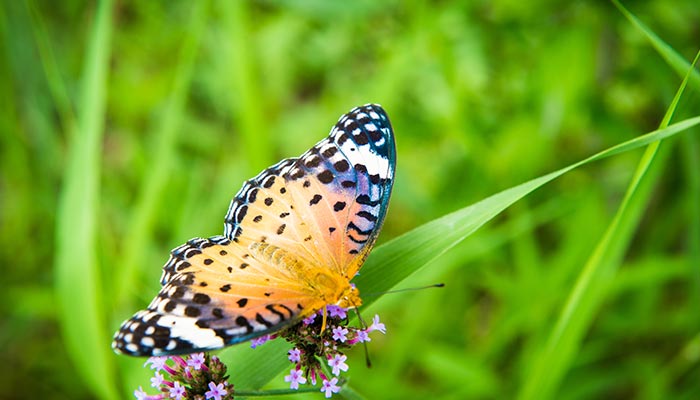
(112, 104, 396, 356)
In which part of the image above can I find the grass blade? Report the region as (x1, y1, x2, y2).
(517, 49, 699, 400)
(612, 0, 700, 90)
(115, 0, 209, 308)
(354, 117, 700, 303)
(53, 1, 117, 399)
(25, 0, 76, 134)
(221, 113, 700, 389)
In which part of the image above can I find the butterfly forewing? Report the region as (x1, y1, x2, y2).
(113, 104, 395, 356)
(224, 104, 395, 276)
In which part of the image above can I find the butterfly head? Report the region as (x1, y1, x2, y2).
(335, 282, 362, 310)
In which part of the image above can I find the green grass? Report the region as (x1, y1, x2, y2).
(1, 1, 699, 399)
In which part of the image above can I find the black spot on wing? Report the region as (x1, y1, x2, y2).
(356, 194, 380, 206)
(236, 316, 254, 334)
(356, 210, 377, 222)
(334, 159, 350, 172)
(193, 293, 210, 304)
(309, 194, 322, 205)
(347, 221, 374, 236)
(265, 304, 286, 321)
(184, 306, 201, 317)
(317, 170, 334, 184)
(255, 313, 273, 327)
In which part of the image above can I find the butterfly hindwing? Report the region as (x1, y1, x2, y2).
(113, 104, 395, 356)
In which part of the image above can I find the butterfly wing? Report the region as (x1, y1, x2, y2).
(113, 236, 328, 356)
(113, 104, 395, 356)
(224, 103, 396, 277)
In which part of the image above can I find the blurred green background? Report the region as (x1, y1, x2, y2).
(2, 0, 699, 399)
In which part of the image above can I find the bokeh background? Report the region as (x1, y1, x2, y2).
(2, 0, 699, 399)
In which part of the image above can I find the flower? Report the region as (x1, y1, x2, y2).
(135, 351, 236, 400)
(169, 381, 186, 400)
(288, 348, 301, 363)
(332, 326, 349, 343)
(145, 356, 168, 371)
(321, 377, 341, 398)
(134, 387, 149, 400)
(368, 315, 386, 334)
(204, 382, 227, 400)
(327, 305, 347, 319)
(303, 314, 316, 325)
(356, 330, 370, 343)
(150, 372, 165, 388)
(284, 368, 307, 389)
(187, 353, 206, 371)
(171, 356, 188, 368)
(328, 354, 349, 376)
(250, 335, 270, 348)
(309, 368, 317, 385)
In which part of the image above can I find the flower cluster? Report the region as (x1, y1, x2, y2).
(134, 353, 233, 400)
(133, 308, 386, 399)
(261, 306, 386, 398)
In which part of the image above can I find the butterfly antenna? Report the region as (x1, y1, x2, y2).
(351, 302, 372, 368)
(321, 306, 328, 333)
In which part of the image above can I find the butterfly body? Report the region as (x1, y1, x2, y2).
(113, 104, 394, 356)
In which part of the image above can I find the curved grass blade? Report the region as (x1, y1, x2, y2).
(517, 50, 699, 400)
(613, 0, 700, 90)
(53, 1, 118, 399)
(354, 116, 700, 303)
(615, 0, 700, 332)
(221, 114, 700, 390)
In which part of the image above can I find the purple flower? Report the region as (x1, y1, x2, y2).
(332, 326, 349, 343)
(288, 348, 301, 363)
(144, 356, 168, 371)
(169, 381, 186, 400)
(309, 368, 318, 385)
(134, 387, 149, 400)
(356, 330, 370, 343)
(327, 305, 347, 319)
(368, 315, 386, 334)
(303, 314, 316, 325)
(328, 354, 349, 376)
(204, 382, 227, 400)
(187, 353, 206, 371)
(250, 335, 270, 348)
(321, 377, 341, 398)
(171, 356, 188, 368)
(150, 372, 165, 388)
(284, 368, 307, 389)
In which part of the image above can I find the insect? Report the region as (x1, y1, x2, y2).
(112, 104, 396, 356)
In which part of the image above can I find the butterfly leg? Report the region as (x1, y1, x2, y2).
(320, 306, 328, 333)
